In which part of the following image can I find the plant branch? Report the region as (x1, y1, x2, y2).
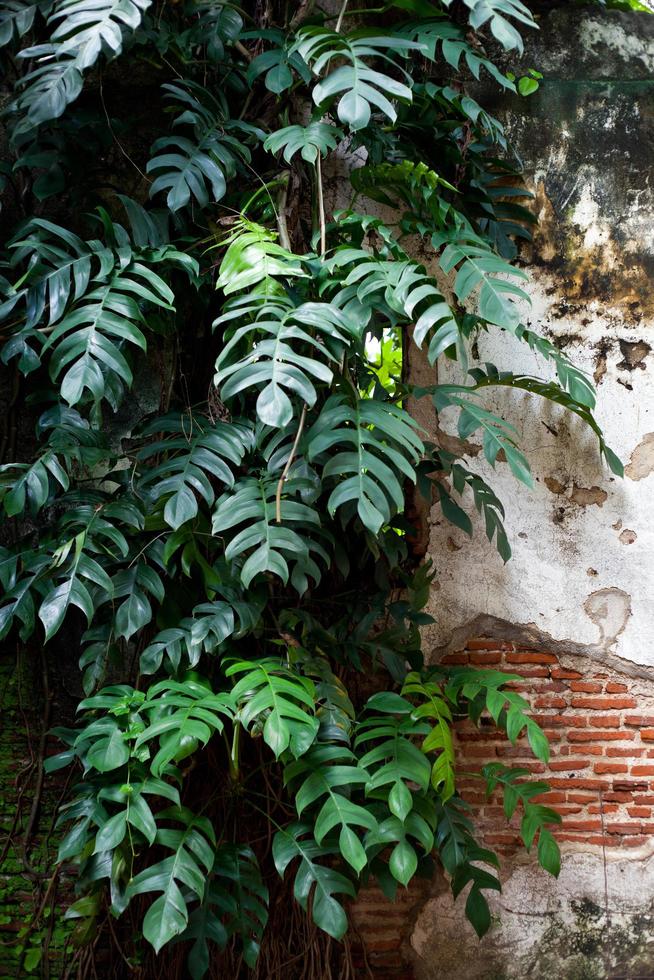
(316, 154, 327, 258)
(276, 173, 292, 250)
(275, 404, 307, 523)
(335, 0, 349, 32)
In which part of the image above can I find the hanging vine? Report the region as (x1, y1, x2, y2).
(0, 0, 621, 975)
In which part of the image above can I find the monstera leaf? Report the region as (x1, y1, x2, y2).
(41, 262, 173, 405)
(212, 476, 330, 591)
(178, 845, 268, 977)
(137, 413, 254, 529)
(294, 28, 421, 131)
(126, 807, 216, 953)
(284, 744, 376, 872)
(264, 122, 343, 164)
(226, 657, 319, 758)
(273, 822, 355, 940)
(147, 81, 250, 211)
(134, 677, 233, 777)
(306, 394, 423, 534)
(215, 298, 353, 428)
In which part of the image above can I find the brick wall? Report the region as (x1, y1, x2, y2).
(351, 638, 654, 977)
(443, 638, 654, 851)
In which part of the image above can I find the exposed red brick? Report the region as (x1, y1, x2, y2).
(548, 777, 607, 790)
(559, 743, 603, 754)
(441, 652, 469, 664)
(549, 759, 591, 771)
(569, 681, 603, 693)
(462, 745, 498, 758)
(630, 765, 654, 776)
(606, 822, 647, 835)
(627, 807, 651, 818)
(547, 714, 587, 728)
(605, 682, 629, 694)
(557, 833, 612, 845)
(641, 729, 654, 741)
(466, 638, 510, 651)
(569, 731, 634, 742)
(560, 819, 602, 831)
(625, 715, 654, 727)
(551, 668, 582, 680)
(571, 697, 637, 710)
(606, 747, 646, 757)
(534, 791, 567, 804)
(588, 715, 621, 728)
(504, 667, 550, 679)
(594, 762, 628, 774)
(534, 696, 567, 709)
(550, 804, 584, 815)
(469, 651, 502, 664)
(588, 803, 619, 814)
(506, 652, 558, 665)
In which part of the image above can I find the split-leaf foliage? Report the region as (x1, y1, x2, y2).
(0, 0, 620, 973)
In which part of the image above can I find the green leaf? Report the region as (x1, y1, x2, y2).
(537, 829, 561, 877)
(434, 228, 530, 333)
(94, 809, 127, 853)
(135, 678, 233, 778)
(307, 394, 423, 535)
(212, 476, 329, 593)
(86, 725, 129, 772)
(214, 221, 306, 296)
(147, 82, 249, 212)
(264, 122, 343, 165)
(284, 744, 376, 871)
(273, 822, 355, 940)
(39, 262, 172, 407)
(227, 658, 318, 758)
(215, 293, 351, 428)
(294, 29, 421, 131)
(389, 839, 417, 887)
(402, 671, 456, 800)
(465, 886, 491, 937)
(127, 806, 216, 953)
(137, 413, 253, 529)
(518, 76, 539, 96)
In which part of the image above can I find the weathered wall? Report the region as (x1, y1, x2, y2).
(409, 8, 654, 979)
(424, 8, 654, 670)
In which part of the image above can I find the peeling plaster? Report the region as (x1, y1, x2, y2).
(584, 587, 632, 650)
(422, 270, 654, 669)
(625, 432, 654, 481)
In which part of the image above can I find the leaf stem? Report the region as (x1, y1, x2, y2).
(316, 154, 327, 258)
(275, 403, 307, 523)
(335, 0, 349, 33)
(276, 174, 292, 251)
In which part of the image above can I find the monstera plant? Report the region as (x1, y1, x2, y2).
(0, 0, 620, 974)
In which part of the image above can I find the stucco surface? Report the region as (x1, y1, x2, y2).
(422, 8, 654, 674)
(412, 846, 654, 980)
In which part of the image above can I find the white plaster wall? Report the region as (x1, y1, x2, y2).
(421, 9, 654, 674)
(425, 279, 654, 670)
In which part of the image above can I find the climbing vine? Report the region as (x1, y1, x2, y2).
(0, 0, 621, 975)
